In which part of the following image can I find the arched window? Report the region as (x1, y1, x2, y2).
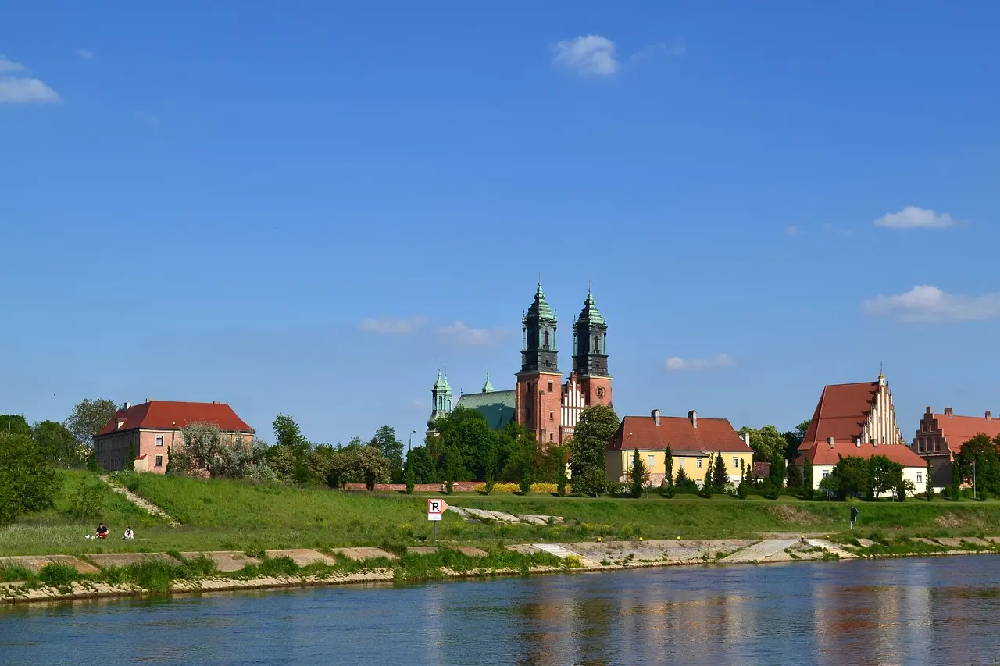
(543, 328, 550, 349)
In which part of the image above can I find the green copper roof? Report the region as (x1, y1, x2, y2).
(525, 281, 557, 323)
(577, 286, 606, 326)
(456, 390, 516, 430)
(482, 372, 494, 393)
(433, 369, 451, 392)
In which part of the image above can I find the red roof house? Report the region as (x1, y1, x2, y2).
(94, 400, 254, 474)
(914, 406, 1000, 487)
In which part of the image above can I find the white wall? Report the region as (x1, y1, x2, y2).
(813, 464, 925, 497)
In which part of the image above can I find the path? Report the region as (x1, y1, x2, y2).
(719, 539, 798, 564)
(99, 476, 180, 527)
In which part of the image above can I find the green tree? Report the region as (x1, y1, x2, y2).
(441, 443, 462, 493)
(32, 420, 85, 468)
(737, 460, 749, 499)
(949, 459, 961, 500)
(925, 460, 934, 501)
(570, 404, 619, 496)
(435, 407, 493, 481)
(664, 445, 674, 487)
(629, 448, 649, 498)
(868, 455, 903, 499)
(712, 451, 729, 491)
(826, 456, 871, 500)
(782, 419, 811, 460)
(67, 477, 106, 519)
(556, 447, 568, 496)
(519, 466, 531, 494)
(0, 434, 62, 525)
(956, 434, 1000, 496)
(405, 446, 437, 484)
(786, 457, 803, 491)
(0, 415, 31, 437)
(404, 460, 416, 494)
(675, 466, 695, 493)
(739, 425, 788, 462)
(372, 425, 404, 482)
(64, 398, 118, 448)
(803, 457, 814, 499)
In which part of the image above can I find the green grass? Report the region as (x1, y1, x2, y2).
(8, 473, 1000, 558)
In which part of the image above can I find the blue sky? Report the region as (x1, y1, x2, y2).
(3, 1, 1000, 446)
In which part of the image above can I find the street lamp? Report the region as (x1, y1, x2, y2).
(407, 429, 417, 454)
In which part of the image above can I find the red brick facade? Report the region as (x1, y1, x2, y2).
(579, 375, 612, 409)
(515, 371, 564, 447)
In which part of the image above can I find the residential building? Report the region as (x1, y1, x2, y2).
(605, 409, 753, 487)
(797, 371, 925, 495)
(914, 407, 1000, 489)
(427, 281, 613, 446)
(94, 399, 254, 473)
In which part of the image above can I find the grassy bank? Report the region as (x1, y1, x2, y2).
(7, 472, 1000, 557)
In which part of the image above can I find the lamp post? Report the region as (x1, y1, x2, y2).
(408, 429, 417, 454)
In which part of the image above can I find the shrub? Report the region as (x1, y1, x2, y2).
(66, 478, 106, 519)
(38, 563, 80, 588)
(0, 433, 62, 525)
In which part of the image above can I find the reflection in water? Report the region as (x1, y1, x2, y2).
(5, 556, 1000, 665)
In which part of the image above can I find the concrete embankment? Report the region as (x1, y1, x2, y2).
(3, 537, 997, 605)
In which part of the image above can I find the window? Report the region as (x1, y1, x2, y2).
(549, 433, 553, 442)
(917, 473, 923, 484)
(155, 435, 164, 447)
(549, 411, 554, 422)
(548, 381, 553, 393)
(822, 471, 830, 478)
(733, 457, 739, 468)
(648, 454, 655, 468)
(678, 458, 684, 467)
(697, 459, 703, 469)
(155, 455, 163, 468)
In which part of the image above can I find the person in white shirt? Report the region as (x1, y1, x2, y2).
(122, 526, 135, 540)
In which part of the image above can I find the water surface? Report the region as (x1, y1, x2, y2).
(2, 555, 1000, 665)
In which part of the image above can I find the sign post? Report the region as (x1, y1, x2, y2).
(427, 498, 448, 543)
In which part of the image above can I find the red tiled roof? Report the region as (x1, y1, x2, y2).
(801, 382, 878, 446)
(929, 412, 1000, 448)
(800, 441, 925, 467)
(95, 401, 253, 437)
(609, 414, 751, 454)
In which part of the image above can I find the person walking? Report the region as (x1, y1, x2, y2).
(850, 505, 859, 530)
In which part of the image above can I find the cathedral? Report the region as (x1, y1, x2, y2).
(428, 281, 613, 446)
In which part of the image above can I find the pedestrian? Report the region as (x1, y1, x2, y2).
(850, 505, 859, 530)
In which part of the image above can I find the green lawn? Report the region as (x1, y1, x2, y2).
(5, 472, 1000, 557)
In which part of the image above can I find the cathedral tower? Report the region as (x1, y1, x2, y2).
(573, 285, 612, 408)
(427, 368, 453, 433)
(515, 281, 563, 446)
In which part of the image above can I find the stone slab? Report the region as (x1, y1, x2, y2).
(86, 553, 177, 568)
(505, 544, 543, 555)
(265, 549, 338, 566)
(180, 551, 260, 573)
(0, 555, 100, 575)
(328, 547, 397, 561)
(406, 547, 438, 556)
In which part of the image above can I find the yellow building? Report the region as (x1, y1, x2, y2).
(605, 409, 753, 486)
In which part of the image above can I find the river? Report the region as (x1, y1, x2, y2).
(2, 555, 1000, 665)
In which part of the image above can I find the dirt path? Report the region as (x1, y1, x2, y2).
(99, 476, 180, 527)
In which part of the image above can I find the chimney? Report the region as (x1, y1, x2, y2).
(854, 437, 861, 448)
(651, 409, 660, 426)
(827, 436, 835, 449)
(743, 432, 751, 447)
(945, 407, 953, 416)
(124, 401, 131, 411)
(116, 419, 125, 431)
(213, 400, 219, 405)
(145, 398, 152, 404)
(926, 406, 932, 414)
(987, 411, 993, 420)
(688, 410, 698, 429)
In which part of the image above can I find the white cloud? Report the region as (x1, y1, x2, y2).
(77, 49, 94, 60)
(552, 35, 619, 77)
(437, 321, 508, 346)
(0, 76, 61, 104)
(359, 316, 428, 334)
(0, 57, 25, 73)
(0, 56, 61, 104)
(785, 225, 799, 236)
(665, 353, 736, 371)
(874, 206, 955, 229)
(864, 285, 1000, 323)
(134, 111, 161, 126)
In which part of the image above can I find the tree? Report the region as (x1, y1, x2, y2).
(273, 414, 307, 449)
(570, 404, 619, 496)
(786, 457, 803, 492)
(436, 407, 492, 481)
(169, 422, 273, 480)
(520, 466, 532, 494)
(739, 425, 788, 462)
(372, 425, 404, 482)
(782, 419, 811, 460)
(675, 466, 695, 493)
(0, 415, 31, 437)
(737, 460, 749, 499)
(404, 460, 416, 494)
(32, 420, 85, 468)
(869, 454, 903, 499)
(949, 458, 961, 500)
(925, 460, 934, 501)
(326, 444, 392, 489)
(825, 456, 871, 500)
(712, 451, 729, 491)
(803, 457, 814, 499)
(630, 448, 649, 498)
(65, 398, 118, 448)
(0, 433, 62, 525)
(556, 447, 568, 496)
(956, 434, 1000, 496)
(664, 445, 674, 488)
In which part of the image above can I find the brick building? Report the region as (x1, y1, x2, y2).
(914, 407, 1000, 488)
(94, 399, 254, 473)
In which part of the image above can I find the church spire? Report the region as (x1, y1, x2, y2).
(482, 371, 494, 393)
(520, 279, 559, 374)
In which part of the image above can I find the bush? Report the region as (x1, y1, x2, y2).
(0, 433, 62, 525)
(66, 478, 106, 519)
(38, 563, 80, 588)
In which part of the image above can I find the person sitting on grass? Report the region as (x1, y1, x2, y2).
(122, 526, 134, 540)
(96, 523, 109, 539)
